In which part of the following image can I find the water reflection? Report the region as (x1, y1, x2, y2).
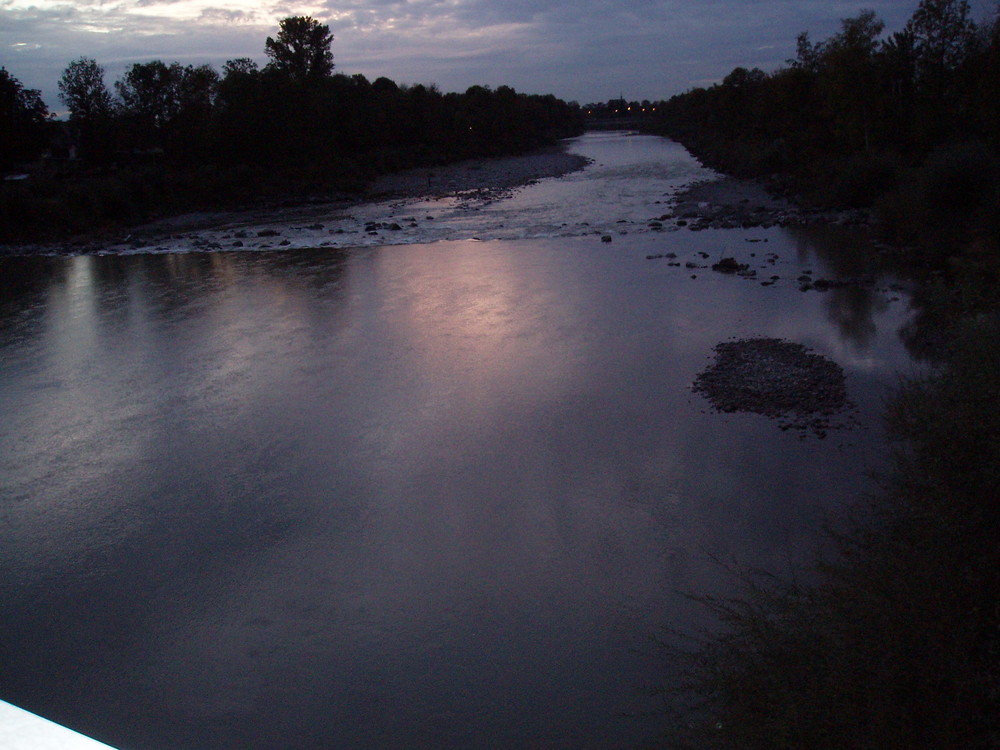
(784, 226, 907, 352)
(1, 221, 917, 746)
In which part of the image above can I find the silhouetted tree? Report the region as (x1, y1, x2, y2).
(264, 17, 334, 79)
(722, 67, 767, 88)
(821, 9, 887, 151)
(968, 13, 1000, 145)
(59, 58, 115, 121)
(881, 29, 919, 147)
(906, 0, 977, 143)
(908, 0, 977, 81)
(176, 65, 218, 113)
(115, 60, 183, 146)
(58, 57, 117, 161)
(115, 61, 221, 157)
(372, 76, 399, 94)
(169, 64, 219, 162)
(0, 67, 50, 171)
(790, 31, 824, 72)
(222, 58, 259, 78)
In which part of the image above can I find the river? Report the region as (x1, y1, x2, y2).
(0, 132, 918, 749)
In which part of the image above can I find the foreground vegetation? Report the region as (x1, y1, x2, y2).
(0, 16, 584, 243)
(661, 311, 1000, 748)
(650, 3, 1000, 745)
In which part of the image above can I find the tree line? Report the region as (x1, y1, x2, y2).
(645, 0, 999, 265)
(1, 16, 584, 241)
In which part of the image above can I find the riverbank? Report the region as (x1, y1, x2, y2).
(0, 147, 590, 257)
(668, 174, 874, 232)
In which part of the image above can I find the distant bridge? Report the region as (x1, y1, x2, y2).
(584, 115, 656, 131)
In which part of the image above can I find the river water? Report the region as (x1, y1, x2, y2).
(0, 133, 918, 749)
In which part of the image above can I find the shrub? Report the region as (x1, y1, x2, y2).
(823, 150, 903, 208)
(662, 316, 1000, 750)
(918, 141, 998, 214)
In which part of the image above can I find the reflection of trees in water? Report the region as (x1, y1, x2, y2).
(91, 247, 351, 316)
(790, 226, 884, 277)
(787, 226, 896, 351)
(0, 249, 354, 369)
(788, 223, 997, 363)
(822, 284, 885, 351)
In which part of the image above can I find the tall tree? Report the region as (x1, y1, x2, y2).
(0, 67, 50, 171)
(907, 0, 977, 81)
(58, 57, 115, 121)
(175, 64, 219, 117)
(790, 31, 824, 72)
(821, 9, 887, 151)
(115, 61, 220, 154)
(906, 0, 977, 143)
(58, 57, 117, 161)
(116, 60, 184, 131)
(264, 16, 334, 79)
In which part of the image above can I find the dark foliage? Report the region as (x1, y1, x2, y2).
(662, 316, 1000, 749)
(58, 58, 118, 162)
(643, 1, 999, 265)
(264, 16, 335, 80)
(0, 68, 51, 172)
(1, 16, 584, 242)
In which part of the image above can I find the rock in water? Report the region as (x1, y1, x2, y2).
(711, 257, 746, 273)
(692, 337, 852, 436)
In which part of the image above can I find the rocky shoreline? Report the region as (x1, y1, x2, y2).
(666, 176, 874, 232)
(1, 147, 591, 257)
(3, 141, 881, 257)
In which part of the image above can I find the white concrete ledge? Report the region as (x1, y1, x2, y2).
(0, 701, 118, 750)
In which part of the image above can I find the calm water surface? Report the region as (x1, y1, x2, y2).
(1, 134, 918, 749)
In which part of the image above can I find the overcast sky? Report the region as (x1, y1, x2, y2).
(2, 0, 997, 112)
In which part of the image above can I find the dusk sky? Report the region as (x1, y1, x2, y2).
(2, 0, 997, 112)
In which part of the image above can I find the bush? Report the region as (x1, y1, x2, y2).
(876, 142, 1000, 264)
(662, 316, 1000, 750)
(918, 141, 998, 214)
(823, 150, 903, 208)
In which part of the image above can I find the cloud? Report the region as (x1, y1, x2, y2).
(1, 0, 996, 110)
(198, 7, 259, 24)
